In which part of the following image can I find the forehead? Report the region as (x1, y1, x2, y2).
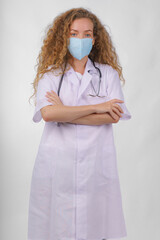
(69, 18, 93, 31)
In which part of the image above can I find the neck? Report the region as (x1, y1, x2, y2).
(68, 56, 88, 75)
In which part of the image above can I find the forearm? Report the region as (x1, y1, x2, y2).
(66, 112, 116, 125)
(44, 104, 97, 122)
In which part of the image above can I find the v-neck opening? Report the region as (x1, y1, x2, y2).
(75, 71, 83, 81)
(75, 71, 83, 76)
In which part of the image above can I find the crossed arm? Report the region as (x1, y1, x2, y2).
(41, 104, 119, 126)
(42, 90, 120, 125)
(66, 112, 118, 125)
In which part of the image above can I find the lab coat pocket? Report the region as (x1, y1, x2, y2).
(86, 85, 110, 105)
(87, 95, 110, 105)
(101, 145, 118, 179)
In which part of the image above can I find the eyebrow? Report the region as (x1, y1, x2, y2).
(70, 29, 92, 32)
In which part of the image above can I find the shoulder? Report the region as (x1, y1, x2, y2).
(94, 63, 121, 89)
(94, 61, 118, 77)
(37, 72, 52, 89)
(38, 68, 61, 88)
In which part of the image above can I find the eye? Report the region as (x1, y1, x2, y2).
(71, 33, 77, 36)
(85, 34, 91, 37)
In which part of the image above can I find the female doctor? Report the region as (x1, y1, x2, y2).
(28, 7, 131, 240)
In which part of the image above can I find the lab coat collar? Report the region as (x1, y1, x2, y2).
(65, 57, 97, 75)
(65, 57, 99, 99)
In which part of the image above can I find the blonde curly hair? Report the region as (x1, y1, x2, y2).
(29, 7, 125, 105)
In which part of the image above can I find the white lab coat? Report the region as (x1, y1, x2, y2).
(28, 57, 131, 240)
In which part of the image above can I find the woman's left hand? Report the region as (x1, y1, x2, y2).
(45, 90, 63, 105)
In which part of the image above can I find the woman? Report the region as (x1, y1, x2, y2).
(28, 7, 131, 240)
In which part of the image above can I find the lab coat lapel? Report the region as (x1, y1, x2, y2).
(77, 58, 98, 99)
(77, 69, 92, 99)
(65, 65, 79, 86)
(65, 57, 97, 98)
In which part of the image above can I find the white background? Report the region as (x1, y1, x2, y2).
(1, 0, 160, 239)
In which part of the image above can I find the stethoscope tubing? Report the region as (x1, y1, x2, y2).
(57, 58, 102, 97)
(56, 58, 102, 127)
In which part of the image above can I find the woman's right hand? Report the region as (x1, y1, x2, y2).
(94, 99, 124, 120)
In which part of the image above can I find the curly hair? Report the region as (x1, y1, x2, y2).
(29, 7, 125, 105)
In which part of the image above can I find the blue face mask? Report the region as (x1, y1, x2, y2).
(67, 37, 93, 60)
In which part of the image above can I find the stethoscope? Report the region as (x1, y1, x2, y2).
(57, 58, 105, 97)
(56, 58, 105, 127)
